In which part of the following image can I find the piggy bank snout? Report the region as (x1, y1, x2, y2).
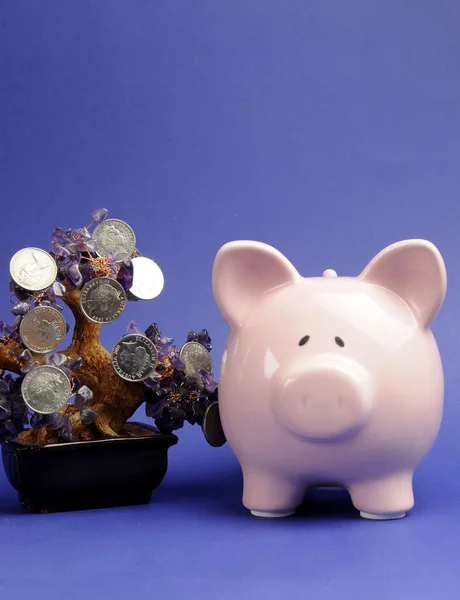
(274, 356, 373, 441)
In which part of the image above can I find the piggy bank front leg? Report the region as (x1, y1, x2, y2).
(348, 472, 414, 520)
(242, 467, 305, 517)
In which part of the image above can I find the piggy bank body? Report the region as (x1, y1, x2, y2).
(212, 240, 446, 519)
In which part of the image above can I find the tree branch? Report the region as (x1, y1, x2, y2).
(0, 337, 24, 375)
(61, 284, 102, 353)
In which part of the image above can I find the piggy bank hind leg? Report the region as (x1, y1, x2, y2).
(242, 467, 305, 518)
(348, 472, 414, 520)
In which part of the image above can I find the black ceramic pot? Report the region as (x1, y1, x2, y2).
(1, 422, 178, 513)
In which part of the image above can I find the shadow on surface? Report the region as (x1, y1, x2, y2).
(157, 469, 360, 520)
(297, 487, 358, 519)
(1, 457, 359, 520)
(156, 467, 245, 516)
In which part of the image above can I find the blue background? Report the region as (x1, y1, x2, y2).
(1, 2, 459, 598)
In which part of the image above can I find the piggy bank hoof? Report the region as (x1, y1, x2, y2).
(251, 509, 296, 518)
(360, 511, 406, 521)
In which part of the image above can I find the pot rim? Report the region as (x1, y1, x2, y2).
(2, 421, 178, 452)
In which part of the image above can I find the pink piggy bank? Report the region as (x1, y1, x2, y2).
(212, 240, 446, 520)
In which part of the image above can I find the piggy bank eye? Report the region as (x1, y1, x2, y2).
(335, 336, 345, 347)
(299, 335, 310, 346)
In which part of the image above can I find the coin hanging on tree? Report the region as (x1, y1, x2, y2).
(129, 257, 164, 300)
(92, 219, 136, 263)
(111, 334, 158, 382)
(19, 306, 66, 354)
(179, 341, 213, 378)
(10, 248, 57, 291)
(21, 365, 71, 414)
(80, 277, 127, 323)
(202, 402, 226, 447)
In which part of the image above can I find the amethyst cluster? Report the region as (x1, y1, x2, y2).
(0, 375, 28, 441)
(2, 350, 90, 443)
(52, 208, 123, 289)
(141, 323, 218, 433)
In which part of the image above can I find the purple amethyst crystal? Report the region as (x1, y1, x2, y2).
(145, 322, 162, 342)
(156, 337, 175, 359)
(170, 355, 186, 371)
(197, 329, 212, 351)
(66, 262, 83, 287)
(145, 398, 168, 419)
(199, 369, 218, 393)
(20, 361, 40, 375)
(91, 208, 108, 222)
(127, 320, 143, 335)
(31, 412, 67, 431)
(186, 329, 212, 351)
(80, 407, 98, 425)
(10, 301, 30, 316)
(45, 353, 68, 367)
(74, 385, 93, 410)
(117, 260, 134, 291)
(19, 349, 33, 364)
(143, 372, 160, 388)
(58, 418, 74, 442)
(67, 356, 83, 372)
(0, 321, 13, 338)
(52, 281, 66, 297)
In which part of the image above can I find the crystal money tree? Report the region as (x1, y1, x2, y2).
(0, 209, 217, 445)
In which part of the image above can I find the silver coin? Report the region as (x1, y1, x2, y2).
(80, 277, 127, 323)
(92, 219, 136, 263)
(19, 306, 66, 354)
(129, 257, 164, 300)
(21, 365, 71, 414)
(179, 341, 213, 378)
(111, 334, 158, 382)
(10, 248, 57, 291)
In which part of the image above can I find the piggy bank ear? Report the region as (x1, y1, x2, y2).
(212, 241, 300, 327)
(360, 240, 447, 328)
